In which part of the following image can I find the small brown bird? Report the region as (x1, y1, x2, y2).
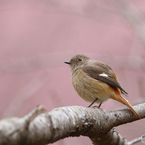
(65, 54, 140, 118)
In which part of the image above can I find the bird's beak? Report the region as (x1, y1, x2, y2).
(64, 61, 72, 64)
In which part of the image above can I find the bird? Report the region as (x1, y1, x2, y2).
(64, 54, 140, 118)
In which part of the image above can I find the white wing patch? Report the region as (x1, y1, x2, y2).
(99, 73, 108, 77)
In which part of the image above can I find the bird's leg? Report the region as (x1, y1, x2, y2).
(88, 98, 98, 107)
(98, 102, 102, 108)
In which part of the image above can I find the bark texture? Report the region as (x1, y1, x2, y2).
(0, 103, 144, 145)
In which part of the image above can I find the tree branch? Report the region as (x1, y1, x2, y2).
(128, 137, 142, 145)
(0, 103, 144, 145)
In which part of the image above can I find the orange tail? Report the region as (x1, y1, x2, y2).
(111, 95, 140, 118)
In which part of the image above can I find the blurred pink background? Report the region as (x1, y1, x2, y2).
(0, 0, 145, 145)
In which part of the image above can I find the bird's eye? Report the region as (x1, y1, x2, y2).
(78, 58, 82, 61)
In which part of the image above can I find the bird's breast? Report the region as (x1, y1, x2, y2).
(71, 69, 115, 103)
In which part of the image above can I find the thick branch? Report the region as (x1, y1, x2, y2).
(0, 103, 144, 145)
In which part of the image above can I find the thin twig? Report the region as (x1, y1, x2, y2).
(128, 137, 142, 145)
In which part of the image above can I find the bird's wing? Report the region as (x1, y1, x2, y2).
(82, 63, 128, 96)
